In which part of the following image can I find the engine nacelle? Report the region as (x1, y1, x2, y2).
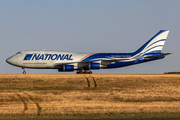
(89, 62, 101, 69)
(58, 65, 74, 71)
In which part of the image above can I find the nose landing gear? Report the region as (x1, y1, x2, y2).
(22, 68, 26, 74)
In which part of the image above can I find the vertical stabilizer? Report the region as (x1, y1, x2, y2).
(134, 30, 169, 54)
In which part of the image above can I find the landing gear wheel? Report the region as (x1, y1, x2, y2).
(76, 72, 83, 74)
(83, 71, 92, 74)
(76, 70, 83, 74)
(76, 70, 92, 74)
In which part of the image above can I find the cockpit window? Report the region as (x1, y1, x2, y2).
(16, 52, 21, 55)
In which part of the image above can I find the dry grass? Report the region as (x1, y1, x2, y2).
(0, 74, 180, 115)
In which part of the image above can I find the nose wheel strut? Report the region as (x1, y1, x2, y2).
(22, 68, 26, 74)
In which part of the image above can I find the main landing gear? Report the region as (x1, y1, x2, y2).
(76, 70, 92, 74)
(22, 68, 26, 74)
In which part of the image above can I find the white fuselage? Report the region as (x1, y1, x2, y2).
(6, 51, 91, 69)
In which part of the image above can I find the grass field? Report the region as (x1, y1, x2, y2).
(0, 74, 180, 119)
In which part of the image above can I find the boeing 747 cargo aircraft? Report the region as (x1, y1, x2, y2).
(6, 30, 172, 74)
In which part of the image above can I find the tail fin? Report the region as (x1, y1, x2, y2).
(134, 30, 170, 54)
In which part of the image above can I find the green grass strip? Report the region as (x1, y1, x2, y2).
(0, 113, 180, 119)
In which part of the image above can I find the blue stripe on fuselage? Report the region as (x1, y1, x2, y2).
(106, 55, 164, 68)
(80, 53, 134, 62)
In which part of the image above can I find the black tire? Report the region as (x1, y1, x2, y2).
(76, 72, 82, 74)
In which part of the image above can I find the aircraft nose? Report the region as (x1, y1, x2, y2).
(6, 57, 12, 64)
(6, 57, 16, 65)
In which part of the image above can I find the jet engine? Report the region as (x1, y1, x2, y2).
(58, 65, 74, 71)
(89, 62, 101, 69)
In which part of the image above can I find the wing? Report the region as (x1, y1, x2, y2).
(53, 57, 133, 68)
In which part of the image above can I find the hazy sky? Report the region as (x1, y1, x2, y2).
(1, 0, 179, 74)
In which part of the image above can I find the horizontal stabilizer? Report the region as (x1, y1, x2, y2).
(143, 53, 173, 59)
